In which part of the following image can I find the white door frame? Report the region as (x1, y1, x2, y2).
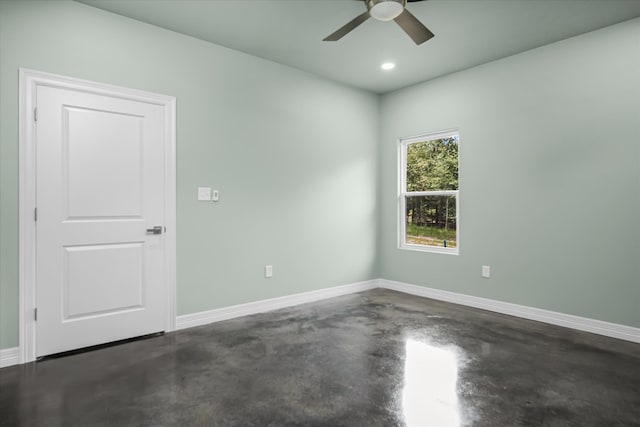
(18, 68, 177, 364)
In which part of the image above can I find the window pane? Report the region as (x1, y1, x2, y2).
(406, 137, 458, 191)
(405, 195, 457, 248)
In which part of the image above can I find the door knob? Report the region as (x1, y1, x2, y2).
(146, 226, 163, 235)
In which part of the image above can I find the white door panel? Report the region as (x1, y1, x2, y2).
(63, 243, 144, 320)
(64, 107, 144, 219)
(36, 85, 166, 357)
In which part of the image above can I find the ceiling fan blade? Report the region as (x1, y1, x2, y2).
(323, 11, 370, 41)
(393, 8, 434, 45)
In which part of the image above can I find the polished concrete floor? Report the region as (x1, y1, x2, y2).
(1, 289, 639, 426)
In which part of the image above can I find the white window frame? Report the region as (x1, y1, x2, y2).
(398, 129, 460, 255)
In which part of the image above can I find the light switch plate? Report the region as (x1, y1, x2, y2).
(212, 190, 220, 201)
(198, 187, 212, 201)
(482, 265, 491, 278)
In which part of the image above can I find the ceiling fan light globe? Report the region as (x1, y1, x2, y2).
(370, 1, 404, 21)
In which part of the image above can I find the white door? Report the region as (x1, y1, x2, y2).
(35, 84, 167, 357)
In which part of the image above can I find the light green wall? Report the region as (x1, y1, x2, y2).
(379, 18, 640, 327)
(0, 1, 379, 349)
(1, 2, 638, 352)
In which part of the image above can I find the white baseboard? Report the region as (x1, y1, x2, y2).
(5, 278, 637, 367)
(378, 279, 640, 344)
(176, 279, 378, 331)
(0, 347, 20, 368)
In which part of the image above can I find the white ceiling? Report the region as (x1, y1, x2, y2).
(77, 0, 640, 94)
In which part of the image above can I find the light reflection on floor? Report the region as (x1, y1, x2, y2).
(402, 339, 461, 427)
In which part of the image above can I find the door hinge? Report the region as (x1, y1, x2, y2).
(34, 107, 38, 122)
(34, 207, 38, 222)
(34, 308, 38, 321)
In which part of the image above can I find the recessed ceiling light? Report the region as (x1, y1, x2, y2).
(381, 62, 396, 70)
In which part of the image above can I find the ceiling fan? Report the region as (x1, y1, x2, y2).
(323, 0, 434, 45)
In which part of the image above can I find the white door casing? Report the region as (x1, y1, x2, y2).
(19, 69, 176, 362)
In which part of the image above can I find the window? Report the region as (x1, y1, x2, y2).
(399, 130, 459, 254)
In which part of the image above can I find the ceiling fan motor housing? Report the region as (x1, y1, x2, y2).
(323, 0, 432, 45)
(367, 0, 407, 21)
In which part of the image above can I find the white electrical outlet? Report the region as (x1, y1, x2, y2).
(482, 265, 491, 278)
(197, 187, 212, 201)
(265, 265, 273, 278)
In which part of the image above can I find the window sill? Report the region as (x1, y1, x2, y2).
(399, 244, 459, 255)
